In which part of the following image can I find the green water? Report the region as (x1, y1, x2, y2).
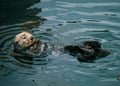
(0, 0, 120, 86)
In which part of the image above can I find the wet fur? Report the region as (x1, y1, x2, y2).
(12, 32, 110, 63)
(13, 32, 47, 62)
(64, 41, 110, 62)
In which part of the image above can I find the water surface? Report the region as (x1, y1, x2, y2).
(0, 0, 120, 86)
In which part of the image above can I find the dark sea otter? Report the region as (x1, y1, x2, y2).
(12, 32, 110, 63)
(64, 41, 110, 62)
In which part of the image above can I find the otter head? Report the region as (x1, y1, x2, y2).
(14, 32, 35, 48)
(83, 41, 101, 49)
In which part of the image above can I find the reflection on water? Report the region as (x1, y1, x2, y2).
(0, 0, 120, 86)
(0, 0, 46, 26)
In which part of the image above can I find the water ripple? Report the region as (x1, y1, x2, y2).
(60, 11, 119, 17)
(0, 0, 120, 85)
(57, 1, 120, 8)
(61, 28, 109, 36)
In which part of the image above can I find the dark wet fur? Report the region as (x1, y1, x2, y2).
(64, 41, 110, 62)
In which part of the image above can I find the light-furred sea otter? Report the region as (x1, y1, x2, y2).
(12, 32, 48, 63)
(12, 32, 110, 63)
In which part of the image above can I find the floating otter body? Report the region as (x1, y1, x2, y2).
(12, 32, 110, 63)
(64, 41, 110, 62)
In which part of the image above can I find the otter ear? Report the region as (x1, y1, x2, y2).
(14, 34, 21, 46)
(13, 37, 18, 46)
(14, 36, 18, 42)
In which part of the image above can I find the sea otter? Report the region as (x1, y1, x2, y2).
(12, 32, 48, 63)
(12, 32, 110, 63)
(64, 41, 110, 62)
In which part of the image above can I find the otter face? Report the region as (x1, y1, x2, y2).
(14, 32, 35, 48)
(83, 41, 101, 49)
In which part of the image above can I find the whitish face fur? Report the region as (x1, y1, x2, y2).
(14, 32, 35, 48)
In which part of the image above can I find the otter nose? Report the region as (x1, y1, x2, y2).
(23, 39, 29, 44)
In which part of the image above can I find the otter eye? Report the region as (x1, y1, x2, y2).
(88, 46, 91, 49)
(22, 36, 26, 39)
(86, 44, 91, 49)
(30, 37, 33, 40)
(22, 35, 26, 39)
